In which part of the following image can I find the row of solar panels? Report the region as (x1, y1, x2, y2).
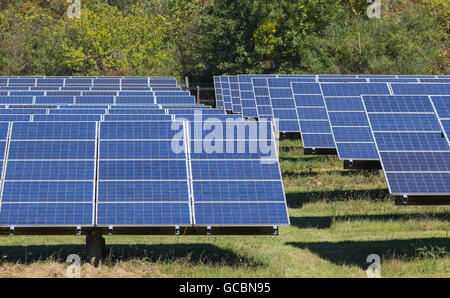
(0, 76, 291, 228)
(0, 86, 181, 91)
(0, 95, 195, 105)
(0, 91, 189, 96)
(0, 120, 288, 227)
(214, 75, 449, 114)
(0, 77, 178, 86)
(214, 75, 450, 199)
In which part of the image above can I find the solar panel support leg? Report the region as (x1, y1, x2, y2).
(402, 195, 408, 205)
(207, 226, 212, 235)
(86, 228, 106, 267)
(9, 226, 14, 236)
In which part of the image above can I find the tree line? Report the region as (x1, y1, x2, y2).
(0, 0, 448, 82)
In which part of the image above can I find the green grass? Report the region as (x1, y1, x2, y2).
(0, 139, 448, 277)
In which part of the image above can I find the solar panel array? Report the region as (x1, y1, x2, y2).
(214, 74, 450, 200)
(363, 95, 450, 196)
(0, 76, 289, 231)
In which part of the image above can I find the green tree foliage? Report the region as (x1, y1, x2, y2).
(0, 1, 179, 75)
(0, 0, 448, 79)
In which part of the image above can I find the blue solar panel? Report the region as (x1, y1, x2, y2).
(0, 121, 97, 226)
(238, 75, 277, 117)
(6, 161, 94, 180)
(99, 160, 187, 180)
(430, 96, 450, 118)
(11, 122, 97, 139)
(0, 203, 93, 226)
(116, 96, 154, 104)
(97, 121, 191, 226)
(98, 181, 188, 202)
(100, 121, 183, 139)
(109, 109, 165, 115)
(97, 203, 191, 225)
(0, 115, 31, 121)
(214, 76, 224, 108)
(175, 114, 243, 122)
(36, 96, 74, 104)
(193, 181, 285, 202)
(189, 118, 288, 226)
(33, 115, 102, 122)
(2, 182, 93, 203)
(368, 114, 441, 131)
(48, 109, 105, 115)
(302, 134, 335, 148)
(194, 203, 289, 225)
(155, 96, 195, 104)
(321, 83, 390, 97)
(9, 141, 96, 159)
(336, 143, 378, 159)
(363, 95, 434, 113)
(0, 96, 33, 104)
(11, 91, 44, 96)
(363, 95, 450, 196)
(291, 83, 334, 149)
(391, 84, 450, 95)
(100, 141, 185, 159)
(229, 76, 242, 113)
(76, 96, 114, 104)
(104, 115, 172, 121)
(328, 112, 369, 126)
(220, 76, 233, 110)
(374, 132, 449, 151)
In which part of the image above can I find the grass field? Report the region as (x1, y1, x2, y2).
(0, 139, 448, 278)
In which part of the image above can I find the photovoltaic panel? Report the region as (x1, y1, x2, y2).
(33, 115, 102, 122)
(109, 109, 166, 115)
(252, 77, 317, 132)
(188, 120, 289, 225)
(174, 114, 243, 122)
(155, 96, 195, 105)
(220, 76, 233, 110)
(0, 109, 46, 114)
(76, 96, 114, 104)
(291, 82, 334, 149)
(36, 96, 74, 104)
(0, 96, 33, 104)
(0, 115, 31, 121)
(229, 76, 242, 113)
(97, 121, 191, 226)
(238, 75, 277, 118)
(321, 83, 390, 97)
(362, 95, 450, 196)
(50, 109, 106, 115)
(430, 95, 450, 145)
(325, 96, 378, 160)
(0, 122, 96, 226)
(391, 84, 450, 95)
(104, 115, 172, 121)
(116, 96, 154, 104)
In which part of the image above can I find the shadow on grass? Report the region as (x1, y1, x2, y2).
(0, 243, 265, 268)
(286, 189, 389, 208)
(287, 238, 449, 269)
(283, 171, 318, 178)
(290, 212, 449, 229)
(279, 156, 317, 162)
